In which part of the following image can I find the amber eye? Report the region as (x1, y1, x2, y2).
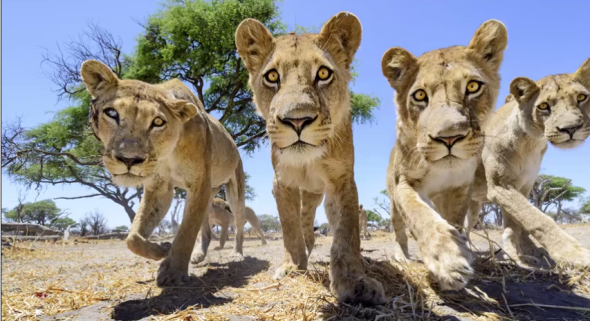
(265, 70, 279, 83)
(466, 80, 482, 94)
(317, 66, 332, 81)
(577, 94, 588, 102)
(152, 117, 166, 127)
(412, 89, 427, 102)
(537, 103, 550, 111)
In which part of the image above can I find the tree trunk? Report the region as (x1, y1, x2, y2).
(123, 203, 136, 222)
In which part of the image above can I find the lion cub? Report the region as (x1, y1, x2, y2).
(470, 59, 590, 267)
(235, 12, 385, 304)
(381, 20, 508, 290)
(80, 60, 246, 286)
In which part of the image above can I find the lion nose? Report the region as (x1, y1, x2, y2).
(432, 134, 466, 149)
(557, 125, 581, 137)
(279, 116, 316, 134)
(115, 155, 146, 169)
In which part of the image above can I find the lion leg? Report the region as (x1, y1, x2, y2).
(390, 197, 410, 262)
(501, 214, 548, 266)
(325, 177, 386, 305)
(465, 200, 481, 245)
(396, 179, 473, 291)
(273, 179, 307, 279)
(246, 209, 267, 245)
(489, 185, 590, 267)
(158, 184, 216, 286)
(226, 160, 246, 260)
(218, 222, 229, 249)
(190, 188, 219, 265)
(300, 190, 324, 258)
(126, 180, 174, 261)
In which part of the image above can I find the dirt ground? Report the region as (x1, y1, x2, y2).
(2, 225, 590, 321)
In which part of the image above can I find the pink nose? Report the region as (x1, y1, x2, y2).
(279, 116, 316, 133)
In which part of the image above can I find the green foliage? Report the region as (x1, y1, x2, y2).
(365, 210, 382, 223)
(580, 197, 590, 214)
(3, 199, 64, 226)
(258, 214, 281, 232)
(539, 175, 586, 202)
(52, 217, 77, 231)
(113, 225, 129, 232)
(378, 218, 391, 228)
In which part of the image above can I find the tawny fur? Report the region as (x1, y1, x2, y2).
(235, 12, 386, 305)
(80, 60, 246, 287)
(359, 205, 368, 240)
(381, 20, 508, 291)
(469, 59, 590, 267)
(206, 198, 267, 248)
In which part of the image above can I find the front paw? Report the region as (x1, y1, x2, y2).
(556, 245, 590, 267)
(331, 275, 386, 306)
(157, 258, 189, 286)
(190, 252, 206, 265)
(423, 223, 473, 291)
(229, 251, 244, 261)
(273, 263, 300, 280)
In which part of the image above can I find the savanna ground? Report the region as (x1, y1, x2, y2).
(2, 225, 590, 321)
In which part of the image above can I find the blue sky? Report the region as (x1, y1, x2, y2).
(2, 0, 590, 228)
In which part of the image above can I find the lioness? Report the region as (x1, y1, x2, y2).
(381, 20, 508, 290)
(359, 205, 369, 240)
(207, 198, 267, 249)
(80, 60, 246, 286)
(469, 59, 590, 266)
(235, 12, 386, 304)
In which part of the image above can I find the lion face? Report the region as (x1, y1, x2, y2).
(80, 60, 198, 186)
(236, 13, 361, 165)
(382, 20, 508, 168)
(509, 60, 590, 149)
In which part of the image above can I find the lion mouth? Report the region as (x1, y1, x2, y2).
(280, 140, 318, 150)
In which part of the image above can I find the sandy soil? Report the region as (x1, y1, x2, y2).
(2, 225, 590, 320)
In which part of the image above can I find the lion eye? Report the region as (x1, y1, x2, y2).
(317, 66, 332, 81)
(466, 81, 482, 94)
(577, 94, 588, 102)
(104, 108, 119, 119)
(264, 70, 279, 83)
(412, 89, 428, 102)
(537, 102, 550, 111)
(152, 117, 166, 127)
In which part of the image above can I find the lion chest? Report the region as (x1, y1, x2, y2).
(418, 160, 478, 199)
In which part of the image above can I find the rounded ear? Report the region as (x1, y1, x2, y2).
(167, 99, 199, 123)
(318, 12, 362, 68)
(467, 19, 508, 72)
(381, 47, 418, 92)
(509, 77, 539, 105)
(573, 58, 590, 88)
(80, 60, 119, 97)
(235, 19, 274, 74)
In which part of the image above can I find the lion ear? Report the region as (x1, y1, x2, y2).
(235, 19, 274, 74)
(167, 99, 199, 122)
(509, 77, 539, 105)
(80, 60, 119, 96)
(467, 19, 508, 72)
(573, 58, 590, 88)
(381, 47, 418, 93)
(318, 12, 362, 68)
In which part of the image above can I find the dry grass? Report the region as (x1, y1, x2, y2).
(2, 230, 590, 321)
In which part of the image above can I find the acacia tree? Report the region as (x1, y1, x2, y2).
(3, 199, 68, 227)
(2, 0, 379, 224)
(529, 175, 586, 221)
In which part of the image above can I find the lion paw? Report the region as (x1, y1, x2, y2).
(332, 275, 387, 305)
(557, 245, 590, 267)
(229, 251, 244, 261)
(157, 258, 189, 286)
(190, 252, 206, 265)
(273, 264, 300, 280)
(423, 223, 473, 291)
(391, 242, 410, 263)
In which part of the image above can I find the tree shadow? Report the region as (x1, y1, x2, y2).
(111, 257, 269, 320)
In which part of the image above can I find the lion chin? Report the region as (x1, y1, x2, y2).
(550, 138, 585, 150)
(275, 142, 326, 167)
(112, 173, 149, 187)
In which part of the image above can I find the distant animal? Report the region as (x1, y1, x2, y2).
(207, 198, 267, 248)
(359, 205, 369, 240)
